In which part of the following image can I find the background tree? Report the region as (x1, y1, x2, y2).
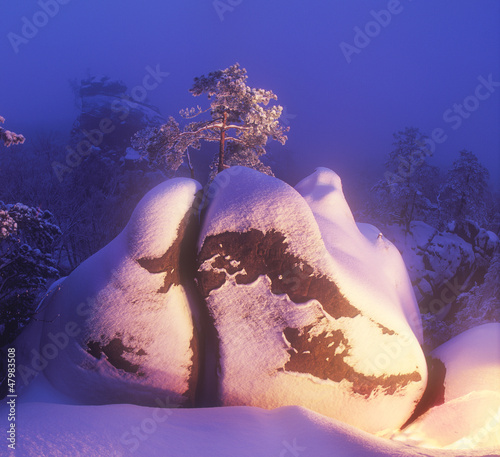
(439, 150, 490, 226)
(132, 63, 288, 180)
(0, 116, 25, 147)
(0, 202, 61, 347)
(1, 78, 165, 270)
(366, 127, 441, 229)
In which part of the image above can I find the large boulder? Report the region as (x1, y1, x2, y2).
(196, 167, 426, 433)
(35, 178, 202, 406)
(395, 323, 500, 449)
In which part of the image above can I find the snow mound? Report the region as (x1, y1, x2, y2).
(395, 323, 500, 449)
(432, 323, 500, 402)
(1, 400, 497, 457)
(32, 178, 202, 406)
(296, 167, 423, 342)
(197, 167, 426, 433)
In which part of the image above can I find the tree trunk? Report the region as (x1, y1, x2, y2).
(218, 111, 227, 173)
(405, 190, 417, 233)
(186, 150, 194, 179)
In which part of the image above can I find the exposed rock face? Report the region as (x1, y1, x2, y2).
(39, 178, 202, 407)
(196, 167, 426, 433)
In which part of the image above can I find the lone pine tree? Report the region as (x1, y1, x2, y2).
(132, 63, 288, 179)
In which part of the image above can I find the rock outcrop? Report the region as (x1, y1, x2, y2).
(382, 220, 499, 318)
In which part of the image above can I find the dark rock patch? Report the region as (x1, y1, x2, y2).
(86, 337, 146, 376)
(137, 209, 198, 294)
(198, 229, 360, 320)
(283, 325, 422, 398)
(375, 322, 395, 335)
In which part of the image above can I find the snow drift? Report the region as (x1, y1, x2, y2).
(395, 323, 500, 449)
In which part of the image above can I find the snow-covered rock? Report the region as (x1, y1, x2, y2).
(297, 168, 423, 342)
(34, 178, 202, 407)
(431, 323, 500, 402)
(395, 323, 500, 449)
(196, 167, 426, 434)
(382, 221, 476, 311)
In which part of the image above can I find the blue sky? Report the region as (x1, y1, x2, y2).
(1, 0, 499, 189)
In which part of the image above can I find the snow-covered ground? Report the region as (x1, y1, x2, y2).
(1, 388, 498, 457)
(393, 323, 500, 449)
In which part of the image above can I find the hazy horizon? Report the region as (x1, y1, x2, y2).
(1, 0, 499, 192)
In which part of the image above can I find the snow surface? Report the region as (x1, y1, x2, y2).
(431, 323, 500, 402)
(392, 323, 500, 449)
(32, 178, 201, 406)
(0, 403, 498, 457)
(295, 167, 423, 343)
(394, 391, 500, 449)
(1, 397, 498, 457)
(199, 167, 426, 433)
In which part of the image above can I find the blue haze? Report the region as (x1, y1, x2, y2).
(1, 0, 498, 192)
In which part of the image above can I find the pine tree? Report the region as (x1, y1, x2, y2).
(0, 203, 61, 346)
(368, 127, 440, 229)
(132, 63, 288, 180)
(439, 150, 490, 225)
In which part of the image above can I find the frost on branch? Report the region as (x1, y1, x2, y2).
(0, 202, 61, 347)
(0, 116, 25, 147)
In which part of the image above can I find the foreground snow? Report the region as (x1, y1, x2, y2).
(1, 396, 497, 457)
(393, 323, 500, 449)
